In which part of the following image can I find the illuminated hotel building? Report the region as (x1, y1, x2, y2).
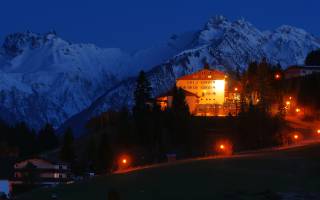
(157, 68, 240, 116)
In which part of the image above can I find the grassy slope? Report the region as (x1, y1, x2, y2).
(19, 142, 320, 200)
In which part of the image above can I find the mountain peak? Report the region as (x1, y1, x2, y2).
(2, 31, 59, 57)
(206, 15, 230, 28)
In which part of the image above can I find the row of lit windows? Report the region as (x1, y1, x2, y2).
(185, 81, 216, 84)
(201, 86, 215, 89)
(200, 98, 216, 101)
(203, 92, 216, 95)
(182, 86, 216, 90)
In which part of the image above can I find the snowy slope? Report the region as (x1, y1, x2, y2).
(60, 16, 320, 135)
(0, 31, 185, 130)
(1, 16, 320, 133)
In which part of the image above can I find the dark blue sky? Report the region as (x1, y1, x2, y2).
(0, 0, 319, 51)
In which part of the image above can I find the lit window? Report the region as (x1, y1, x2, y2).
(215, 80, 225, 92)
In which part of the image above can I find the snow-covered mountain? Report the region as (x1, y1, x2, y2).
(1, 16, 320, 133)
(0, 31, 187, 130)
(60, 16, 320, 135)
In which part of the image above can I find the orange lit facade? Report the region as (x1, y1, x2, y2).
(157, 68, 240, 116)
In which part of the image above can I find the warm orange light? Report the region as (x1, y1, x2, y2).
(286, 101, 291, 105)
(220, 144, 225, 150)
(289, 96, 292, 100)
(275, 73, 281, 80)
(293, 134, 299, 140)
(118, 155, 130, 169)
(317, 129, 320, 134)
(234, 87, 238, 92)
(295, 108, 301, 113)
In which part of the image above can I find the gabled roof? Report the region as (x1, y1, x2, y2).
(177, 69, 225, 81)
(286, 65, 320, 71)
(15, 157, 68, 166)
(157, 88, 199, 98)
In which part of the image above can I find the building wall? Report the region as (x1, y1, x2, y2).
(15, 159, 54, 169)
(176, 79, 225, 105)
(157, 95, 199, 114)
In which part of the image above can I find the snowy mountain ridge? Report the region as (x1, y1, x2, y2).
(0, 31, 185, 130)
(59, 16, 320, 135)
(0, 16, 319, 133)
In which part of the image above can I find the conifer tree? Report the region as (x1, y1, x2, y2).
(133, 70, 153, 147)
(133, 70, 152, 114)
(170, 86, 191, 155)
(305, 49, 320, 66)
(171, 87, 190, 117)
(37, 123, 59, 152)
(59, 128, 75, 163)
(96, 133, 114, 173)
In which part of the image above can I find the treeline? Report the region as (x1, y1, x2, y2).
(74, 72, 201, 174)
(75, 64, 287, 174)
(0, 122, 59, 158)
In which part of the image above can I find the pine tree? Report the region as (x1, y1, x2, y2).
(37, 123, 59, 152)
(170, 87, 191, 155)
(305, 49, 320, 66)
(133, 70, 152, 114)
(133, 70, 153, 147)
(96, 133, 113, 173)
(171, 87, 190, 117)
(12, 122, 37, 157)
(59, 128, 75, 163)
(84, 136, 97, 172)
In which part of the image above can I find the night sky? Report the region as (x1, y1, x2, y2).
(0, 0, 319, 51)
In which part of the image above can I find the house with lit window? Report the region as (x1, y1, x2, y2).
(285, 65, 320, 79)
(11, 158, 72, 187)
(157, 88, 199, 114)
(157, 68, 241, 116)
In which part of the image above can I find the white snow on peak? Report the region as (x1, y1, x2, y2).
(1, 16, 320, 133)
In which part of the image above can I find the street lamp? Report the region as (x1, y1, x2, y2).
(317, 129, 320, 135)
(216, 140, 233, 156)
(275, 73, 281, 80)
(118, 155, 131, 170)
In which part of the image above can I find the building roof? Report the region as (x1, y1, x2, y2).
(157, 88, 199, 98)
(177, 69, 225, 81)
(15, 157, 68, 166)
(286, 65, 320, 71)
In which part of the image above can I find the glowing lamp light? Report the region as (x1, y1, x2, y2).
(215, 80, 225, 92)
(118, 155, 131, 169)
(275, 73, 281, 80)
(234, 87, 238, 92)
(286, 101, 291, 105)
(317, 129, 320, 134)
(295, 108, 301, 113)
(289, 96, 292, 100)
(219, 144, 225, 150)
(293, 134, 299, 140)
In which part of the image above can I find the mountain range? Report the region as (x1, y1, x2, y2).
(0, 16, 319, 135)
